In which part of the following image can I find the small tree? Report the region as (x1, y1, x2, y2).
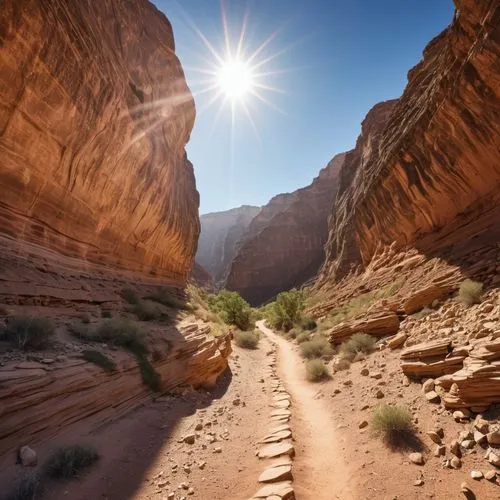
(264, 288, 306, 332)
(208, 290, 253, 330)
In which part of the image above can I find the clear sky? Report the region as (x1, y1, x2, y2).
(153, 0, 455, 214)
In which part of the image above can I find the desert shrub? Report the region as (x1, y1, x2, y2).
(458, 279, 483, 306)
(209, 291, 254, 330)
(137, 354, 162, 392)
(147, 287, 191, 310)
(121, 287, 140, 305)
(234, 330, 259, 349)
(285, 328, 297, 340)
(339, 333, 377, 361)
(371, 404, 414, 447)
(300, 337, 332, 359)
(300, 317, 317, 331)
(4, 471, 43, 500)
(82, 350, 116, 372)
(296, 332, 311, 344)
(305, 359, 329, 382)
(264, 289, 306, 332)
(96, 319, 147, 356)
(412, 306, 434, 320)
(44, 444, 99, 479)
(2, 316, 55, 351)
(333, 357, 351, 372)
(101, 310, 113, 318)
(133, 300, 164, 322)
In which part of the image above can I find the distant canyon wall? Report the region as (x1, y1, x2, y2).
(0, 0, 199, 284)
(196, 206, 261, 286)
(225, 154, 346, 305)
(318, 0, 500, 288)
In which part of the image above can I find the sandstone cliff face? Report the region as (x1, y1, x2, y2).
(0, 0, 198, 284)
(196, 206, 261, 285)
(225, 154, 346, 305)
(318, 0, 500, 287)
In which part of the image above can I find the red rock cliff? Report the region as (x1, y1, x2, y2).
(0, 0, 198, 284)
(318, 0, 500, 287)
(225, 154, 346, 305)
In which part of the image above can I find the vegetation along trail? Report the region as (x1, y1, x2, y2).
(257, 320, 356, 500)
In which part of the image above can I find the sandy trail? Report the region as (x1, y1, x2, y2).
(257, 320, 356, 500)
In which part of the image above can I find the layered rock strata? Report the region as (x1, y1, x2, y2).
(226, 154, 346, 305)
(196, 206, 261, 285)
(0, 0, 198, 283)
(0, 321, 231, 460)
(318, 0, 500, 289)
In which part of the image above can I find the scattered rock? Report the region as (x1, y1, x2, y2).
(409, 452, 424, 465)
(427, 431, 441, 444)
(360, 368, 369, 376)
(450, 440, 461, 457)
(460, 482, 472, 496)
(252, 481, 294, 499)
(434, 445, 446, 457)
(424, 391, 440, 403)
(484, 470, 497, 481)
(487, 431, 500, 445)
(257, 442, 295, 459)
(183, 434, 196, 445)
(451, 456, 462, 469)
(359, 420, 368, 429)
(470, 470, 483, 480)
(473, 430, 487, 445)
(414, 479, 424, 486)
(375, 390, 384, 399)
(19, 446, 37, 467)
(422, 379, 435, 393)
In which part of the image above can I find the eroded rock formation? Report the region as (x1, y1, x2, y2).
(318, 0, 500, 289)
(0, 0, 198, 283)
(226, 154, 346, 305)
(196, 206, 261, 285)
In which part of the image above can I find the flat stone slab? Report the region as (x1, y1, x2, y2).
(268, 424, 291, 433)
(273, 393, 290, 402)
(258, 464, 293, 483)
(272, 399, 291, 409)
(270, 409, 291, 417)
(257, 441, 295, 459)
(260, 430, 292, 444)
(253, 481, 294, 499)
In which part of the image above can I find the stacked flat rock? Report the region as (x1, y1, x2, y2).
(328, 310, 400, 345)
(400, 339, 465, 377)
(436, 340, 500, 409)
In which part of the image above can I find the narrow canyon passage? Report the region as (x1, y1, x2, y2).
(257, 320, 356, 500)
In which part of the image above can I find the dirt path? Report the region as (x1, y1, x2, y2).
(257, 320, 356, 500)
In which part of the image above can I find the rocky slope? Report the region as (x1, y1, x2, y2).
(196, 206, 261, 285)
(318, 0, 500, 290)
(226, 154, 346, 305)
(0, 0, 198, 284)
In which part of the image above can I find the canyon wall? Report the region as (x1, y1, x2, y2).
(0, 0, 198, 284)
(196, 206, 261, 285)
(226, 154, 346, 305)
(318, 0, 500, 288)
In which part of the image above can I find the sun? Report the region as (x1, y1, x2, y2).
(217, 59, 254, 100)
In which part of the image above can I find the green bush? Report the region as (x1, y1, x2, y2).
(133, 300, 164, 322)
(44, 444, 99, 479)
(137, 354, 162, 392)
(96, 319, 147, 356)
(458, 279, 483, 306)
(371, 405, 413, 446)
(263, 289, 306, 332)
(209, 291, 254, 330)
(5, 471, 43, 500)
(296, 332, 311, 344)
(300, 317, 317, 331)
(333, 357, 351, 372)
(300, 337, 332, 359)
(339, 333, 377, 361)
(305, 359, 329, 382)
(121, 287, 140, 305)
(82, 350, 116, 372)
(146, 287, 191, 310)
(2, 316, 55, 350)
(234, 330, 259, 349)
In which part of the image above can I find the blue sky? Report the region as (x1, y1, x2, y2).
(154, 0, 455, 214)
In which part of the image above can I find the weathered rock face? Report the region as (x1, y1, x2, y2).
(226, 154, 346, 305)
(196, 206, 261, 285)
(0, 321, 231, 460)
(319, 0, 500, 287)
(0, 0, 198, 284)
